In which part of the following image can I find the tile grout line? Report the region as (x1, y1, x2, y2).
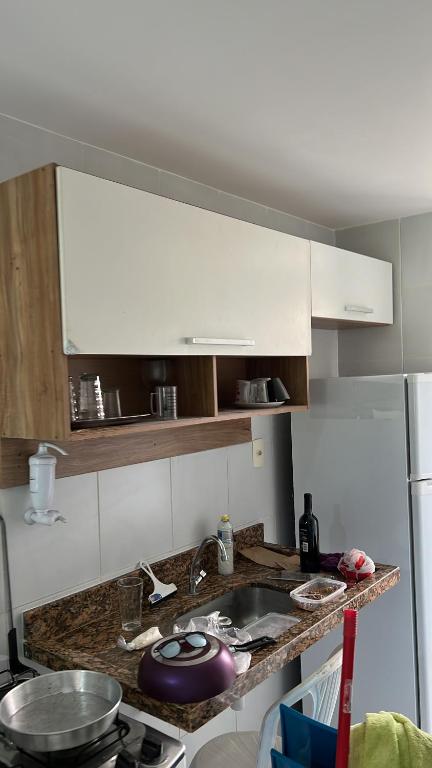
(96, 471, 102, 582)
(226, 450, 230, 517)
(169, 458, 174, 552)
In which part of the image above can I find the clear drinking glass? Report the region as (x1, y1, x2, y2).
(150, 385, 178, 419)
(118, 576, 143, 632)
(69, 377, 79, 422)
(102, 387, 122, 418)
(78, 373, 105, 420)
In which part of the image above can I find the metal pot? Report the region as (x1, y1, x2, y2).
(0, 670, 122, 752)
(138, 631, 236, 703)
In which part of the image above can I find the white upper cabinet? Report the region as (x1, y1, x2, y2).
(311, 242, 393, 327)
(56, 168, 311, 357)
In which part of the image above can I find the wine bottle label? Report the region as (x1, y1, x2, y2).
(301, 541, 309, 552)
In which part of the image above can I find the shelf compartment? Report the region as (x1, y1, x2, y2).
(68, 354, 217, 423)
(216, 356, 309, 412)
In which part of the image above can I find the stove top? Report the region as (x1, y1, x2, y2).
(0, 713, 185, 768)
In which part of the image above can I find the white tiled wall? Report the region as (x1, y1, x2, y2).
(0, 114, 332, 763)
(1, 474, 100, 608)
(99, 459, 172, 578)
(0, 424, 298, 765)
(171, 449, 229, 550)
(0, 419, 293, 620)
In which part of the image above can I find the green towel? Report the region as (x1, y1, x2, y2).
(349, 712, 432, 768)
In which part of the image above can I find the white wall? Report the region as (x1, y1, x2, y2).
(0, 115, 335, 764)
(336, 213, 432, 377)
(309, 330, 339, 379)
(400, 212, 432, 373)
(336, 220, 403, 376)
(0, 115, 335, 244)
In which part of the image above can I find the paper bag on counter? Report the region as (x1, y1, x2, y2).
(239, 545, 300, 570)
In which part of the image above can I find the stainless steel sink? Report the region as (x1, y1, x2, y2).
(175, 585, 297, 629)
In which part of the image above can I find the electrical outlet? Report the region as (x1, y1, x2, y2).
(253, 438, 264, 468)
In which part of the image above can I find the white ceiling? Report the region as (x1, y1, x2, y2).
(1, 0, 432, 228)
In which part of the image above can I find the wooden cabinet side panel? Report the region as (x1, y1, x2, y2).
(176, 356, 218, 417)
(0, 165, 69, 439)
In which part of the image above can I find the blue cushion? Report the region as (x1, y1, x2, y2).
(279, 704, 337, 768)
(271, 748, 304, 768)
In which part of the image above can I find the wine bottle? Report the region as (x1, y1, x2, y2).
(299, 492, 320, 573)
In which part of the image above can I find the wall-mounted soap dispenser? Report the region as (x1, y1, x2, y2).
(24, 443, 68, 525)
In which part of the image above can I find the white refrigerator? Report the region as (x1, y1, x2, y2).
(292, 373, 432, 730)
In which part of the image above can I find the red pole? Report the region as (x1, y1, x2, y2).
(335, 608, 358, 768)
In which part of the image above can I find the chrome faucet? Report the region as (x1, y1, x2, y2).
(189, 535, 228, 595)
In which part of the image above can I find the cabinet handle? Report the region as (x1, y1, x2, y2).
(185, 337, 256, 347)
(344, 304, 374, 314)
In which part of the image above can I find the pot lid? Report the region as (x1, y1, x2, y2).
(150, 632, 221, 667)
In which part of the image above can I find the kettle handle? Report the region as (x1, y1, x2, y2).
(150, 392, 161, 416)
(230, 636, 276, 653)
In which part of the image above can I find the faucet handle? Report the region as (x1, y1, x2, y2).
(196, 569, 207, 586)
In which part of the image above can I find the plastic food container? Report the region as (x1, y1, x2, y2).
(244, 612, 300, 639)
(290, 577, 347, 612)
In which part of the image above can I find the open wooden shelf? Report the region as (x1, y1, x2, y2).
(67, 402, 307, 443)
(0, 353, 308, 487)
(216, 355, 309, 412)
(69, 414, 226, 442)
(68, 353, 309, 431)
(219, 404, 308, 418)
(68, 355, 217, 420)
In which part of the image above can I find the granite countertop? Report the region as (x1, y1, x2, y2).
(23, 524, 399, 732)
